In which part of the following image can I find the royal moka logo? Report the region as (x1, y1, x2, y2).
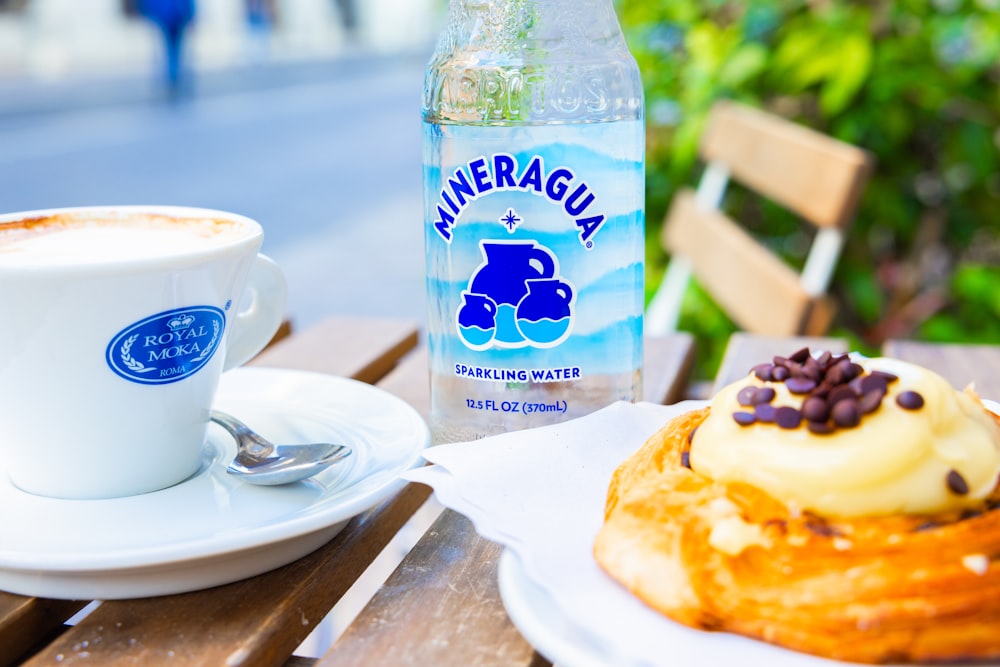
(106, 306, 225, 385)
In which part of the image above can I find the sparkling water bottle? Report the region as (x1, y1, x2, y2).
(422, 0, 644, 443)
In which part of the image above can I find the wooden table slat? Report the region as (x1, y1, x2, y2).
(318, 508, 539, 667)
(643, 333, 696, 405)
(0, 597, 89, 666)
(251, 317, 420, 384)
(882, 339, 1000, 399)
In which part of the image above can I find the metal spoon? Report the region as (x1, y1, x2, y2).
(211, 410, 352, 485)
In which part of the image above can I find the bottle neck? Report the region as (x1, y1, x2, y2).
(424, 0, 642, 125)
(434, 0, 629, 65)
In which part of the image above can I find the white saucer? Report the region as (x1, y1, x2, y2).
(0, 367, 429, 600)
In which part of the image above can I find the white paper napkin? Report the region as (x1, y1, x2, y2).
(404, 400, 845, 667)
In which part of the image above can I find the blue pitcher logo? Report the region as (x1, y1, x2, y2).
(106, 306, 225, 385)
(457, 239, 575, 350)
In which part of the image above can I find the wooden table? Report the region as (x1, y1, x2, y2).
(2, 320, 998, 666)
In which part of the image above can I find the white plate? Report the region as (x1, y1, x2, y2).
(0, 367, 429, 600)
(499, 550, 628, 667)
(497, 402, 1000, 667)
(497, 549, 854, 667)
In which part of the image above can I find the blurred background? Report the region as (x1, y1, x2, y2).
(0, 0, 436, 78)
(1, 0, 999, 371)
(0, 0, 442, 331)
(623, 1, 1000, 376)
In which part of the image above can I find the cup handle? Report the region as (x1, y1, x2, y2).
(223, 254, 288, 370)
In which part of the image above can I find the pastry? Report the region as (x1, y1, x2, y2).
(593, 349, 1000, 664)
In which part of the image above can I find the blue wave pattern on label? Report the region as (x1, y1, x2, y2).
(106, 306, 225, 385)
(424, 121, 644, 380)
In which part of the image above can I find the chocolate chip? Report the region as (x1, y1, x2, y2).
(831, 399, 861, 428)
(828, 385, 857, 405)
(754, 403, 776, 423)
(843, 363, 864, 381)
(825, 354, 845, 369)
(871, 370, 898, 383)
(733, 411, 756, 426)
(807, 421, 835, 435)
(947, 469, 969, 495)
(774, 406, 801, 429)
(753, 363, 774, 382)
(754, 387, 776, 404)
(784, 360, 804, 378)
(810, 383, 831, 399)
(681, 451, 691, 469)
(737, 386, 758, 406)
(859, 389, 885, 414)
(801, 357, 822, 381)
(789, 347, 811, 363)
(753, 403, 778, 424)
(816, 350, 832, 367)
(801, 396, 830, 422)
(859, 374, 889, 394)
(785, 377, 817, 394)
(771, 365, 790, 381)
(896, 391, 924, 410)
(825, 364, 845, 385)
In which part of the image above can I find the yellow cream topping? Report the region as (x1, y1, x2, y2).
(689, 357, 1000, 518)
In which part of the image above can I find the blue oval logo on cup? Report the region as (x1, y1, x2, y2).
(106, 306, 226, 385)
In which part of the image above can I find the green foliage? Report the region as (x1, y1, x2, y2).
(620, 0, 1000, 378)
(920, 263, 1000, 342)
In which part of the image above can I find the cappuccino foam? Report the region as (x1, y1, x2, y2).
(0, 213, 249, 266)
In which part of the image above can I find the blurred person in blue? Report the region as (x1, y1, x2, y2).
(245, 0, 276, 63)
(139, 0, 196, 99)
(335, 0, 357, 38)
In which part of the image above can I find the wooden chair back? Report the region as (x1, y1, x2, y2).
(645, 100, 873, 337)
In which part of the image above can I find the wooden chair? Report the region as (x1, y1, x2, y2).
(645, 100, 873, 337)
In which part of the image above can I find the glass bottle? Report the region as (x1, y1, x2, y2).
(422, 0, 644, 443)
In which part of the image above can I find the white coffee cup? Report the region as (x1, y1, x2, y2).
(0, 206, 288, 499)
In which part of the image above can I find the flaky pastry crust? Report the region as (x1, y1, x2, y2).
(593, 406, 1000, 664)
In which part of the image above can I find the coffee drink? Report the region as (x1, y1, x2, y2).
(0, 212, 250, 266)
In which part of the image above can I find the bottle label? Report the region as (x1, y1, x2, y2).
(424, 121, 644, 413)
